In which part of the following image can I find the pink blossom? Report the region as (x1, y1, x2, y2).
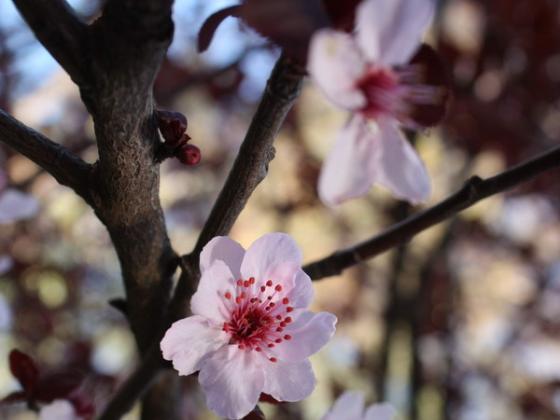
(322, 391, 396, 420)
(0, 171, 39, 224)
(161, 233, 337, 419)
(39, 400, 80, 420)
(308, 0, 447, 206)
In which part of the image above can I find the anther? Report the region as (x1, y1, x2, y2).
(282, 298, 289, 304)
(275, 285, 282, 292)
(269, 357, 277, 363)
(266, 280, 273, 287)
(286, 307, 293, 312)
(284, 335, 292, 340)
(224, 292, 232, 300)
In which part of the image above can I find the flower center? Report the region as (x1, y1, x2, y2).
(356, 65, 444, 126)
(221, 277, 294, 363)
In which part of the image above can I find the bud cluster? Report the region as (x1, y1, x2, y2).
(156, 110, 201, 166)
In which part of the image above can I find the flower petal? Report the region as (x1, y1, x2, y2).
(160, 315, 228, 376)
(200, 236, 245, 278)
(374, 118, 431, 204)
(318, 115, 379, 206)
(263, 359, 316, 402)
(308, 29, 367, 110)
(356, 0, 434, 65)
(322, 391, 365, 420)
(0, 189, 39, 224)
(240, 233, 302, 289)
(191, 260, 236, 322)
(39, 400, 77, 420)
(364, 402, 397, 420)
(272, 311, 337, 362)
(285, 269, 314, 309)
(198, 345, 264, 419)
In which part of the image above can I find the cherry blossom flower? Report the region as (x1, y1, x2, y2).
(308, 0, 448, 206)
(322, 391, 396, 420)
(161, 233, 337, 419)
(39, 400, 80, 420)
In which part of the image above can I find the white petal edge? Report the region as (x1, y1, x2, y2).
(198, 345, 264, 419)
(272, 311, 337, 362)
(308, 29, 367, 110)
(318, 115, 379, 206)
(160, 315, 228, 376)
(364, 402, 397, 420)
(322, 391, 365, 420)
(356, 0, 435, 65)
(240, 232, 302, 290)
(200, 236, 245, 278)
(263, 359, 316, 402)
(190, 260, 236, 322)
(374, 118, 431, 204)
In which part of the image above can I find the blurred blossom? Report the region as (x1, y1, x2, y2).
(321, 391, 396, 420)
(39, 400, 79, 420)
(308, 0, 442, 206)
(0, 294, 12, 331)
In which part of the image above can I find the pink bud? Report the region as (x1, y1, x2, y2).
(176, 144, 201, 166)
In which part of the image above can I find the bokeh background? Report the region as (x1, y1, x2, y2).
(1, 0, 560, 419)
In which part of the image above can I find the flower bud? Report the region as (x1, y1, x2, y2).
(156, 110, 188, 146)
(176, 144, 201, 166)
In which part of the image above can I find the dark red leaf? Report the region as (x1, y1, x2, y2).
(240, 0, 329, 62)
(156, 109, 188, 146)
(259, 393, 280, 404)
(322, 0, 362, 31)
(198, 5, 242, 53)
(9, 350, 39, 395)
(408, 44, 452, 127)
(35, 371, 84, 402)
(0, 391, 27, 404)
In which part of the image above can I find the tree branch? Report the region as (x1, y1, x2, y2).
(12, 0, 89, 84)
(98, 56, 305, 419)
(303, 145, 560, 280)
(192, 55, 305, 256)
(0, 109, 93, 202)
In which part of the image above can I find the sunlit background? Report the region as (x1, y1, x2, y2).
(1, 0, 560, 419)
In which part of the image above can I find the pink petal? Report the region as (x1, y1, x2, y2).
(240, 233, 302, 289)
(200, 236, 245, 278)
(285, 269, 314, 309)
(322, 391, 365, 420)
(356, 0, 434, 65)
(39, 400, 77, 420)
(318, 115, 379, 206)
(308, 29, 367, 110)
(0, 189, 39, 224)
(364, 403, 397, 420)
(271, 311, 337, 362)
(191, 260, 236, 322)
(374, 118, 431, 204)
(160, 315, 228, 376)
(263, 359, 316, 402)
(198, 345, 264, 419)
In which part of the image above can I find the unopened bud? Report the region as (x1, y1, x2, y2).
(156, 110, 188, 146)
(176, 144, 201, 166)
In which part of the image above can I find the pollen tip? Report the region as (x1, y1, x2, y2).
(266, 280, 273, 287)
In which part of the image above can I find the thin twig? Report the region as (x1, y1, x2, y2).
(0, 109, 93, 202)
(303, 145, 560, 280)
(12, 0, 88, 84)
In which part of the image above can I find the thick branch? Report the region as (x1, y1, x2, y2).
(0, 109, 92, 202)
(193, 55, 304, 255)
(12, 0, 88, 84)
(98, 56, 305, 419)
(304, 145, 560, 280)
